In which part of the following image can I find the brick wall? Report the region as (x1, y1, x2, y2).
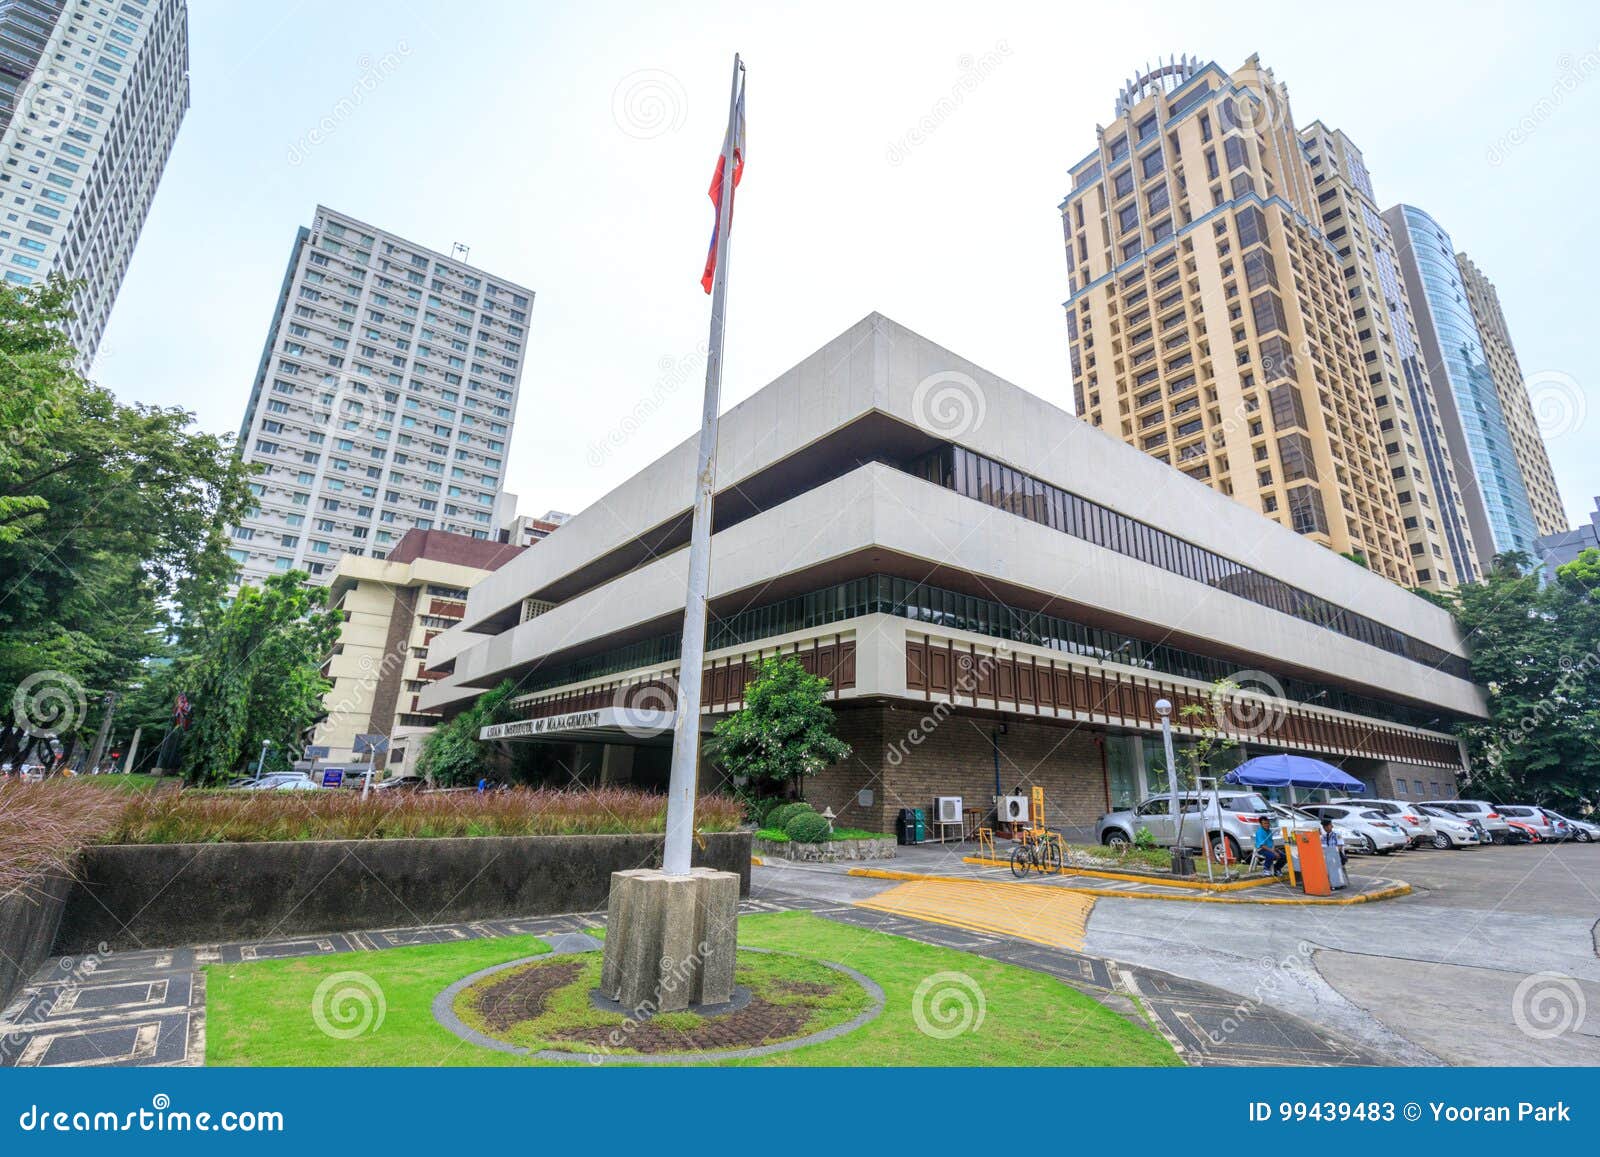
(1371, 760, 1459, 802)
(798, 704, 1110, 837)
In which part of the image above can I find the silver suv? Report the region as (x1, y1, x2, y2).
(1497, 805, 1571, 842)
(1096, 791, 1277, 862)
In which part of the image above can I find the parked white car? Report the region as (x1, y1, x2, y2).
(1332, 797, 1433, 847)
(1413, 804, 1481, 849)
(1297, 803, 1409, 854)
(1268, 803, 1321, 836)
(238, 772, 319, 791)
(1419, 799, 1514, 844)
(1542, 810, 1597, 843)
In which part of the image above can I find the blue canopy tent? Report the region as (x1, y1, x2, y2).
(1225, 754, 1363, 890)
(1224, 753, 1364, 794)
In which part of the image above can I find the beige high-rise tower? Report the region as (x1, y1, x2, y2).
(1062, 56, 1414, 585)
(1297, 125, 1481, 589)
(1455, 255, 1568, 539)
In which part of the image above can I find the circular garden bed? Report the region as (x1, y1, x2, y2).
(436, 947, 883, 1063)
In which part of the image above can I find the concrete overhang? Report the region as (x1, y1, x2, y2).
(425, 462, 1487, 721)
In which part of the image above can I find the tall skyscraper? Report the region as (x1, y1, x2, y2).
(1455, 253, 1568, 539)
(1384, 205, 1542, 563)
(1297, 124, 1480, 589)
(228, 206, 532, 588)
(0, 0, 189, 363)
(1062, 56, 1416, 586)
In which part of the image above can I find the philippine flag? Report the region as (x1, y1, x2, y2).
(700, 78, 746, 294)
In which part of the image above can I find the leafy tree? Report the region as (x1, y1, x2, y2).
(0, 278, 79, 540)
(0, 278, 254, 763)
(417, 679, 518, 786)
(708, 656, 851, 799)
(1557, 546, 1600, 589)
(1446, 551, 1600, 809)
(180, 572, 343, 783)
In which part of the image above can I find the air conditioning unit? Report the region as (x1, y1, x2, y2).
(934, 795, 964, 825)
(998, 794, 1030, 823)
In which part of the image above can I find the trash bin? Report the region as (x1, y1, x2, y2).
(911, 807, 926, 844)
(896, 808, 919, 846)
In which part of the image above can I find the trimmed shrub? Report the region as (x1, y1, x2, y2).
(750, 796, 788, 826)
(767, 802, 814, 830)
(785, 811, 832, 844)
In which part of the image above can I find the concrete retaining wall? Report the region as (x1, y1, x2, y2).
(756, 836, 896, 863)
(54, 832, 752, 953)
(0, 873, 73, 1011)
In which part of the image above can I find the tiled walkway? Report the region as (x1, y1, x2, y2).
(855, 877, 1095, 949)
(0, 895, 1391, 1068)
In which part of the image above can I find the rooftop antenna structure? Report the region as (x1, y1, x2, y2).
(450, 241, 471, 263)
(1114, 53, 1201, 116)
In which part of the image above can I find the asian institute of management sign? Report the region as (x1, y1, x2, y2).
(477, 706, 677, 742)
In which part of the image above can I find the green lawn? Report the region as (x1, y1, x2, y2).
(68, 773, 173, 792)
(204, 913, 1177, 1067)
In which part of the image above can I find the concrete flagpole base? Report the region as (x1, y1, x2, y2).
(599, 867, 740, 1013)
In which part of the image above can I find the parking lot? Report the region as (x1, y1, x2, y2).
(754, 835, 1598, 1065)
(1083, 841, 1600, 1065)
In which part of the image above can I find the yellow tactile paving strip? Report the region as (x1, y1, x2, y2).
(854, 877, 1094, 951)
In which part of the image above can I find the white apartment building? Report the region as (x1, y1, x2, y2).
(228, 205, 533, 587)
(0, 0, 188, 363)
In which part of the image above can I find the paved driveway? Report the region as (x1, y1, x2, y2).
(1082, 842, 1600, 1065)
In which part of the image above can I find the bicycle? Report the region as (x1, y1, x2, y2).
(1009, 829, 1063, 878)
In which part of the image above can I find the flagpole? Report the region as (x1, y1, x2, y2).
(663, 52, 743, 877)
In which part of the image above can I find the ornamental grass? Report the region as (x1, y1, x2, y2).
(0, 778, 129, 895)
(103, 785, 744, 845)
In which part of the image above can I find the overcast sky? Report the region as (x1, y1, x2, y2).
(95, 0, 1599, 530)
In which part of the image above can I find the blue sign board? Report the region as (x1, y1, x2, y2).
(304, 745, 331, 758)
(321, 767, 344, 788)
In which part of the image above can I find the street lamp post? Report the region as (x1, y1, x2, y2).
(1154, 699, 1187, 875)
(256, 739, 273, 782)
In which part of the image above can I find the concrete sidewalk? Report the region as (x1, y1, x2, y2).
(762, 839, 1411, 905)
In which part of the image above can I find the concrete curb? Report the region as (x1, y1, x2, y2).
(1052, 882, 1414, 906)
(847, 866, 1413, 906)
(957, 856, 1278, 891)
(432, 945, 885, 1065)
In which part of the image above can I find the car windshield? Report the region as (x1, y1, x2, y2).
(1498, 807, 1531, 817)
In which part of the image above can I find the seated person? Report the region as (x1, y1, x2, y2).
(1253, 815, 1285, 874)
